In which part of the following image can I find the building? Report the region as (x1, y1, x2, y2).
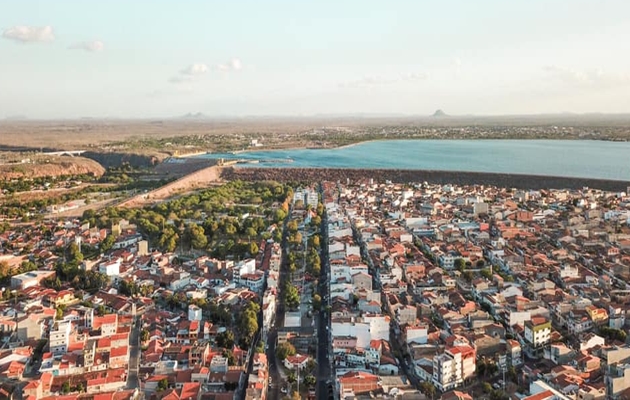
(432, 345, 476, 392)
(524, 317, 551, 358)
(338, 371, 381, 396)
(283, 354, 309, 370)
(10, 270, 56, 289)
(49, 320, 72, 355)
(188, 304, 202, 321)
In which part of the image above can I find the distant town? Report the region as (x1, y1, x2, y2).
(1, 168, 630, 400)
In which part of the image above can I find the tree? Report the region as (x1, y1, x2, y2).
(216, 330, 235, 349)
(454, 258, 465, 271)
(482, 382, 493, 393)
(312, 293, 322, 311)
(303, 374, 316, 387)
(223, 349, 236, 366)
(276, 342, 297, 361)
(236, 301, 259, 349)
(255, 341, 265, 354)
(287, 372, 297, 385)
(419, 381, 436, 399)
(0, 261, 10, 280)
(284, 283, 300, 310)
(100, 234, 115, 253)
(480, 268, 493, 280)
(248, 242, 259, 256)
(287, 220, 298, 233)
(67, 242, 84, 263)
(61, 381, 71, 394)
(186, 224, 208, 250)
(141, 329, 150, 342)
(55, 307, 64, 320)
(157, 378, 169, 391)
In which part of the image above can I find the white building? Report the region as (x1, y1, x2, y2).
(98, 260, 121, 276)
(50, 320, 72, 355)
(524, 317, 551, 357)
(432, 345, 476, 392)
(233, 259, 256, 287)
(560, 264, 580, 279)
(188, 304, 203, 321)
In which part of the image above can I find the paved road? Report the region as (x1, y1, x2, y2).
(316, 197, 334, 400)
(127, 314, 141, 390)
(264, 208, 292, 400)
(266, 329, 282, 400)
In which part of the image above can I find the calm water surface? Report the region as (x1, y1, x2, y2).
(199, 140, 630, 181)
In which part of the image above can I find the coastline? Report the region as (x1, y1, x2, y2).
(221, 167, 630, 191)
(201, 136, 630, 157)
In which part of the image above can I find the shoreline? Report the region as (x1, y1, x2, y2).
(201, 136, 630, 157)
(221, 167, 630, 191)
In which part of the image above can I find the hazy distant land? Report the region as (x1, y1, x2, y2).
(1, 113, 630, 159)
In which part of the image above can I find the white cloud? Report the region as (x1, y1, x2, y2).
(452, 57, 462, 68)
(339, 72, 427, 88)
(2, 25, 55, 43)
(69, 40, 104, 52)
(180, 63, 209, 75)
(543, 65, 630, 88)
(216, 58, 243, 72)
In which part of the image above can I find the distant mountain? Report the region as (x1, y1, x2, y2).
(180, 112, 208, 119)
(432, 109, 448, 117)
(4, 115, 28, 121)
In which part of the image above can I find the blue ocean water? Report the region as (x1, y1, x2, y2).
(199, 140, 630, 181)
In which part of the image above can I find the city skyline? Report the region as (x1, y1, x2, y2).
(2, 0, 630, 119)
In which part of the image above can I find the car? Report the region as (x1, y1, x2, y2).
(281, 387, 288, 394)
(493, 383, 501, 390)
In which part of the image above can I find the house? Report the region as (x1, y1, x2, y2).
(338, 371, 381, 396)
(284, 354, 309, 370)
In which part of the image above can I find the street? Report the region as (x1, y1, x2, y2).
(316, 195, 334, 400)
(264, 208, 291, 400)
(126, 314, 141, 390)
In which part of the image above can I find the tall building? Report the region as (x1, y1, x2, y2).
(524, 317, 551, 358)
(49, 320, 72, 355)
(432, 345, 476, 392)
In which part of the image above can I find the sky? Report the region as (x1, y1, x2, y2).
(1, 0, 630, 119)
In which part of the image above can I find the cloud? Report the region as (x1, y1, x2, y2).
(339, 72, 427, 88)
(169, 58, 243, 84)
(452, 57, 462, 68)
(180, 63, 209, 75)
(169, 63, 208, 84)
(68, 40, 104, 52)
(216, 58, 243, 72)
(168, 76, 195, 84)
(2, 25, 55, 43)
(543, 65, 630, 88)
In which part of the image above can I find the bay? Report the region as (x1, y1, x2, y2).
(199, 140, 630, 181)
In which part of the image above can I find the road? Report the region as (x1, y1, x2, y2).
(264, 207, 292, 400)
(126, 314, 141, 390)
(266, 329, 281, 400)
(316, 191, 334, 400)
